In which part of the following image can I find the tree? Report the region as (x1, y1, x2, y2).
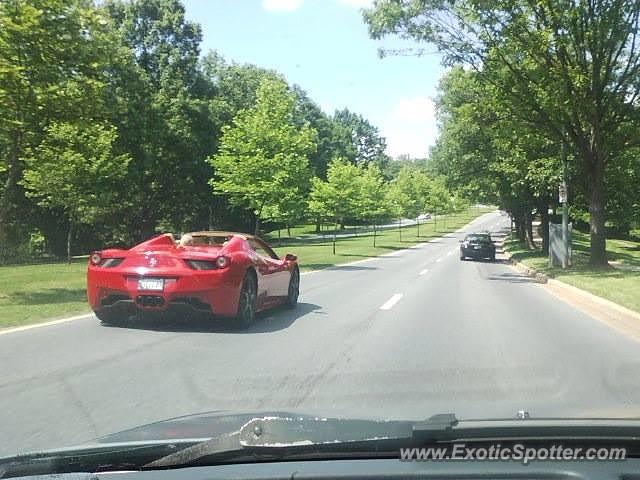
(22, 122, 130, 262)
(291, 85, 349, 180)
(105, 0, 215, 238)
(426, 177, 451, 232)
(356, 164, 389, 246)
(431, 67, 559, 251)
(209, 78, 316, 235)
(0, 0, 116, 248)
(333, 108, 390, 169)
(365, 0, 640, 265)
(308, 158, 362, 253)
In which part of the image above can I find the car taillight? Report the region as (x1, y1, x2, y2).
(90, 252, 102, 265)
(186, 259, 217, 270)
(216, 256, 230, 268)
(185, 256, 230, 270)
(101, 258, 124, 268)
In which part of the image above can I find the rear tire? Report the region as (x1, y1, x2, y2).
(95, 309, 121, 326)
(285, 266, 300, 308)
(235, 273, 257, 330)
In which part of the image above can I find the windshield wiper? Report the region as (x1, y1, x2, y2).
(144, 413, 458, 468)
(145, 413, 640, 469)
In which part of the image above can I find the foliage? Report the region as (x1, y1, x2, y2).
(209, 78, 316, 234)
(22, 122, 130, 259)
(365, 0, 640, 265)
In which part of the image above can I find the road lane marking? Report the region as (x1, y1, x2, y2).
(447, 250, 454, 256)
(380, 293, 403, 311)
(419, 269, 429, 276)
(435, 258, 442, 263)
(0, 313, 94, 336)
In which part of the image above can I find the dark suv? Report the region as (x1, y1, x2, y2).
(460, 233, 496, 261)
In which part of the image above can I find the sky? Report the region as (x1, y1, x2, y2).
(181, 0, 445, 159)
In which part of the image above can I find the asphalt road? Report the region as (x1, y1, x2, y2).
(2, 210, 640, 456)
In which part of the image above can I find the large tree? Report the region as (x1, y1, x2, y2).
(0, 0, 115, 247)
(209, 78, 316, 235)
(431, 67, 560, 251)
(22, 122, 130, 261)
(333, 108, 390, 169)
(365, 0, 640, 265)
(105, 0, 214, 238)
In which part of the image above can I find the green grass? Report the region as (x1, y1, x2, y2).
(273, 208, 494, 271)
(263, 222, 399, 242)
(0, 207, 494, 329)
(505, 230, 640, 313)
(0, 259, 89, 329)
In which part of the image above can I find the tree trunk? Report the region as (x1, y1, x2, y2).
(434, 209, 437, 231)
(539, 201, 550, 256)
(524, 211, 535, 250)
(278, 228, 281, 246)
(333, 221, 337, 255)
(398, 218, 402, 241)
(287, 226, 291, 237)
(315, 218, 321, 234)
(373, 223, 377, 247)
(416, 217, 420, 237)
(588, 157, 607, 266)
(67, 219, 74, 264)
(514, 211, 525, 242)
(0, 131, 23, 237)
(254, 216, 261, 236)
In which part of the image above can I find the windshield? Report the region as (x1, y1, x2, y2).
(465, 234, 491, 243)
(1, 0, 640, 463)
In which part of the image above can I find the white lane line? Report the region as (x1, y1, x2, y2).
(447, 250, 454, 256)
(419, 268, 429, 276)
(0, 313, 94, 336)
(380, 293, 404, 311)
(435, 258, 442, 263)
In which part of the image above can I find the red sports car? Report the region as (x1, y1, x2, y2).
(86, 231, 300, 329)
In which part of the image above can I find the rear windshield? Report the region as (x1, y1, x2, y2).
(466, 235, 491, 242)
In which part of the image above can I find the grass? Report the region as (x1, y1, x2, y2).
(270, 208, 494, 271)
(263, 221, 404, 242)
(0, 259, 89, 329)
(0, 207, 494, 329)
(505, 230, 640, 313)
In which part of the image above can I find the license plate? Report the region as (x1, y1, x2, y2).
(138, 278, 164, 291)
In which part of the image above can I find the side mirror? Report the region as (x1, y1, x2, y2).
(284, 253, 297, 262)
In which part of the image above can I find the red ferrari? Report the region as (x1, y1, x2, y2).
(86, 231, 300, 329)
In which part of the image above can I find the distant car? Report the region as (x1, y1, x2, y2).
(417, 213, 432, 220)
(87, 231, 300, 329)
(460, 233, 496, 261)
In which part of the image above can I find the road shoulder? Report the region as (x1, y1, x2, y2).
(499, 238, 640, 343)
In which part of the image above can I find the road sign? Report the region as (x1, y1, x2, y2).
(559, 182, 567, 203)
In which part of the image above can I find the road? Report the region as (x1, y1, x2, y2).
(2, 210, 640, 456)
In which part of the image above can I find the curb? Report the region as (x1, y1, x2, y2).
(501, 241, 640, 342)
(506, 254, 549, 284)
